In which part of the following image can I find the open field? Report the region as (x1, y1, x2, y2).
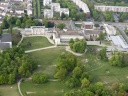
(79, 47, 128, 88)
(21, 80, 69, 96)
(21, 47, 69, 96)
(3, 29, 20, 34)
(22, 36, 53, 50)
(0, 84, 20, 96)
(28, 47, 66, 78)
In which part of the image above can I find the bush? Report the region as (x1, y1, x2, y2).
(32, 73, 49, 84)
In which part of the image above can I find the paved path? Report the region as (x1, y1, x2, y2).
(25, 46, 57, 53)
(17, 78, 23, 96)
(65, 46, 83, 56)
(17, 35, 24, 47)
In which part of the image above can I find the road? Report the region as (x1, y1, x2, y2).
(25, 46, 57, 53)
(17, 78, 23, 96)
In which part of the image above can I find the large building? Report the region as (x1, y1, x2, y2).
(51, 3, 60, 12)
(53, 29, 84, 45)
(44, 9, 53, 18)
(104, 24, 116, 35)
(81, 22, 94, 30)
(95, 5, 128, 12)
(0, 33, 12, 50)
(43, 0, 52, 6)
(60, 8, 69, 16)
(71, 0, 90, 17)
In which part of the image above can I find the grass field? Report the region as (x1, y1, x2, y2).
(21, 80, 69, 96)
(79, 48, 128, 87)
(20, 47, 69, 96)
(0, 84, 20, 96)
(3, 29, 20, 34)
(22, 36, 53, 50)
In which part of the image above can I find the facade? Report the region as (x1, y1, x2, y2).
(15, 8, 24, 14)
(51, 3, 60, 12)
(95, 5, 128, 12)
(60, 8, 69, 16)
(44, 9, 53, 18)
(104, 24, 116, 35)
(43, 0, 52, 6)
(81, 22, 94, 30)
(27, 0, 32, 16)
(0, 33, 12, 50)
(71, 0, 90, 17)
(53, 29, 84, 45)
(23, 26, 53, 36)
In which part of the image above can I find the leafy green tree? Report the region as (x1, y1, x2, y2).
(99, 47, 107, 61)
(81, 78, 90, 88)
(16, 19, 21, 27)
(72, 66, 82, 78)
(57, 23, 65, 29)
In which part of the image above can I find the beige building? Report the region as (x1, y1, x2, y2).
(95, 5, 128, 12)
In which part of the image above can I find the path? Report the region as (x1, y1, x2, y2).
(65, 46, 83, 56)
(17, 78, 23, 96)
(25, 46, 57, 53)
(17, 35, 24, 47)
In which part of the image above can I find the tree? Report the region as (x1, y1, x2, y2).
(57, 23, 65, 29)
(0, 26, 3, 36)
(42, 18, 48, 27)
(54, 68, 67, 80)
(99, 47, 107, 61)
(32, 73, 49, 84)
(16, 19, 21, 27)
(81, 78, 90, 88)
(9, 24, 13, 34)
(72, 66, 82, 78)
(8, 74, 15, 84)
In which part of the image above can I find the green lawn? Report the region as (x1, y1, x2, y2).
(21, 47, 69, 96)
(22, 36, 53, 50)
(29, 47, 66, 78)
(0, 84, 20, 96)
(79, 49, 128, 87)
(21, 80, 69, 96)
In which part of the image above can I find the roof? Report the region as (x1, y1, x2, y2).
(0, 43, 10, 50)
(84, 30, 102, 35)
(83, 22, 94, 25)
(110, 35, 128, 49)
(1, 33, 12, 42)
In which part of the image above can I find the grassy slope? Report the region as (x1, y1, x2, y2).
(0, 84, 20, 96)
(21, 47, 70, 96)
(22, 36, 53, 50)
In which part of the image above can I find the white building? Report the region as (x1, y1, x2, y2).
(51, 3, 60, 12)
(15, 8, 24, 14)
(104, 24, 116, 35)
(95, 5, 128, 12)
(23, 26, 53, 36)
(71, 0, 90, 17)
(60, 8, 69, 16)
(53, 30, 84, 45)
(44, 9, 53, 18)
(43, 0, 52, 6)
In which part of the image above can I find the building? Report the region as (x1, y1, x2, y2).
(51, 3, 60, 12)
(60, 8, 69, 16)
(53, 29, 84, 45)
(15, 8, 24, 14)
(23, 26, 53, 36)
(95, 5, 128, 12)
(71, 0, 90, 17)
(44, 9, 53, 18)
(81, 22, 94, 30)
(110, 35, 128, 49)
(0, 33, 12, 50)
(104, 24, 116, 35)
(43, 0, 52, 6)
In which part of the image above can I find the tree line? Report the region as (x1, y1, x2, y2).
(0, 47, 37, 84)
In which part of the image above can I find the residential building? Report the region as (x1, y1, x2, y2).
(15, 8, 24, 14)
(104, 24, 116, 35)
(95, 5, 128, 12)
(43, 0, 52, 6)
(51, 3, 60, 12)
(44, 9, 53, 18)
(71, 0, 90, 17)
(60, 8, 69, 16)
(0, 33, 12, 50)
